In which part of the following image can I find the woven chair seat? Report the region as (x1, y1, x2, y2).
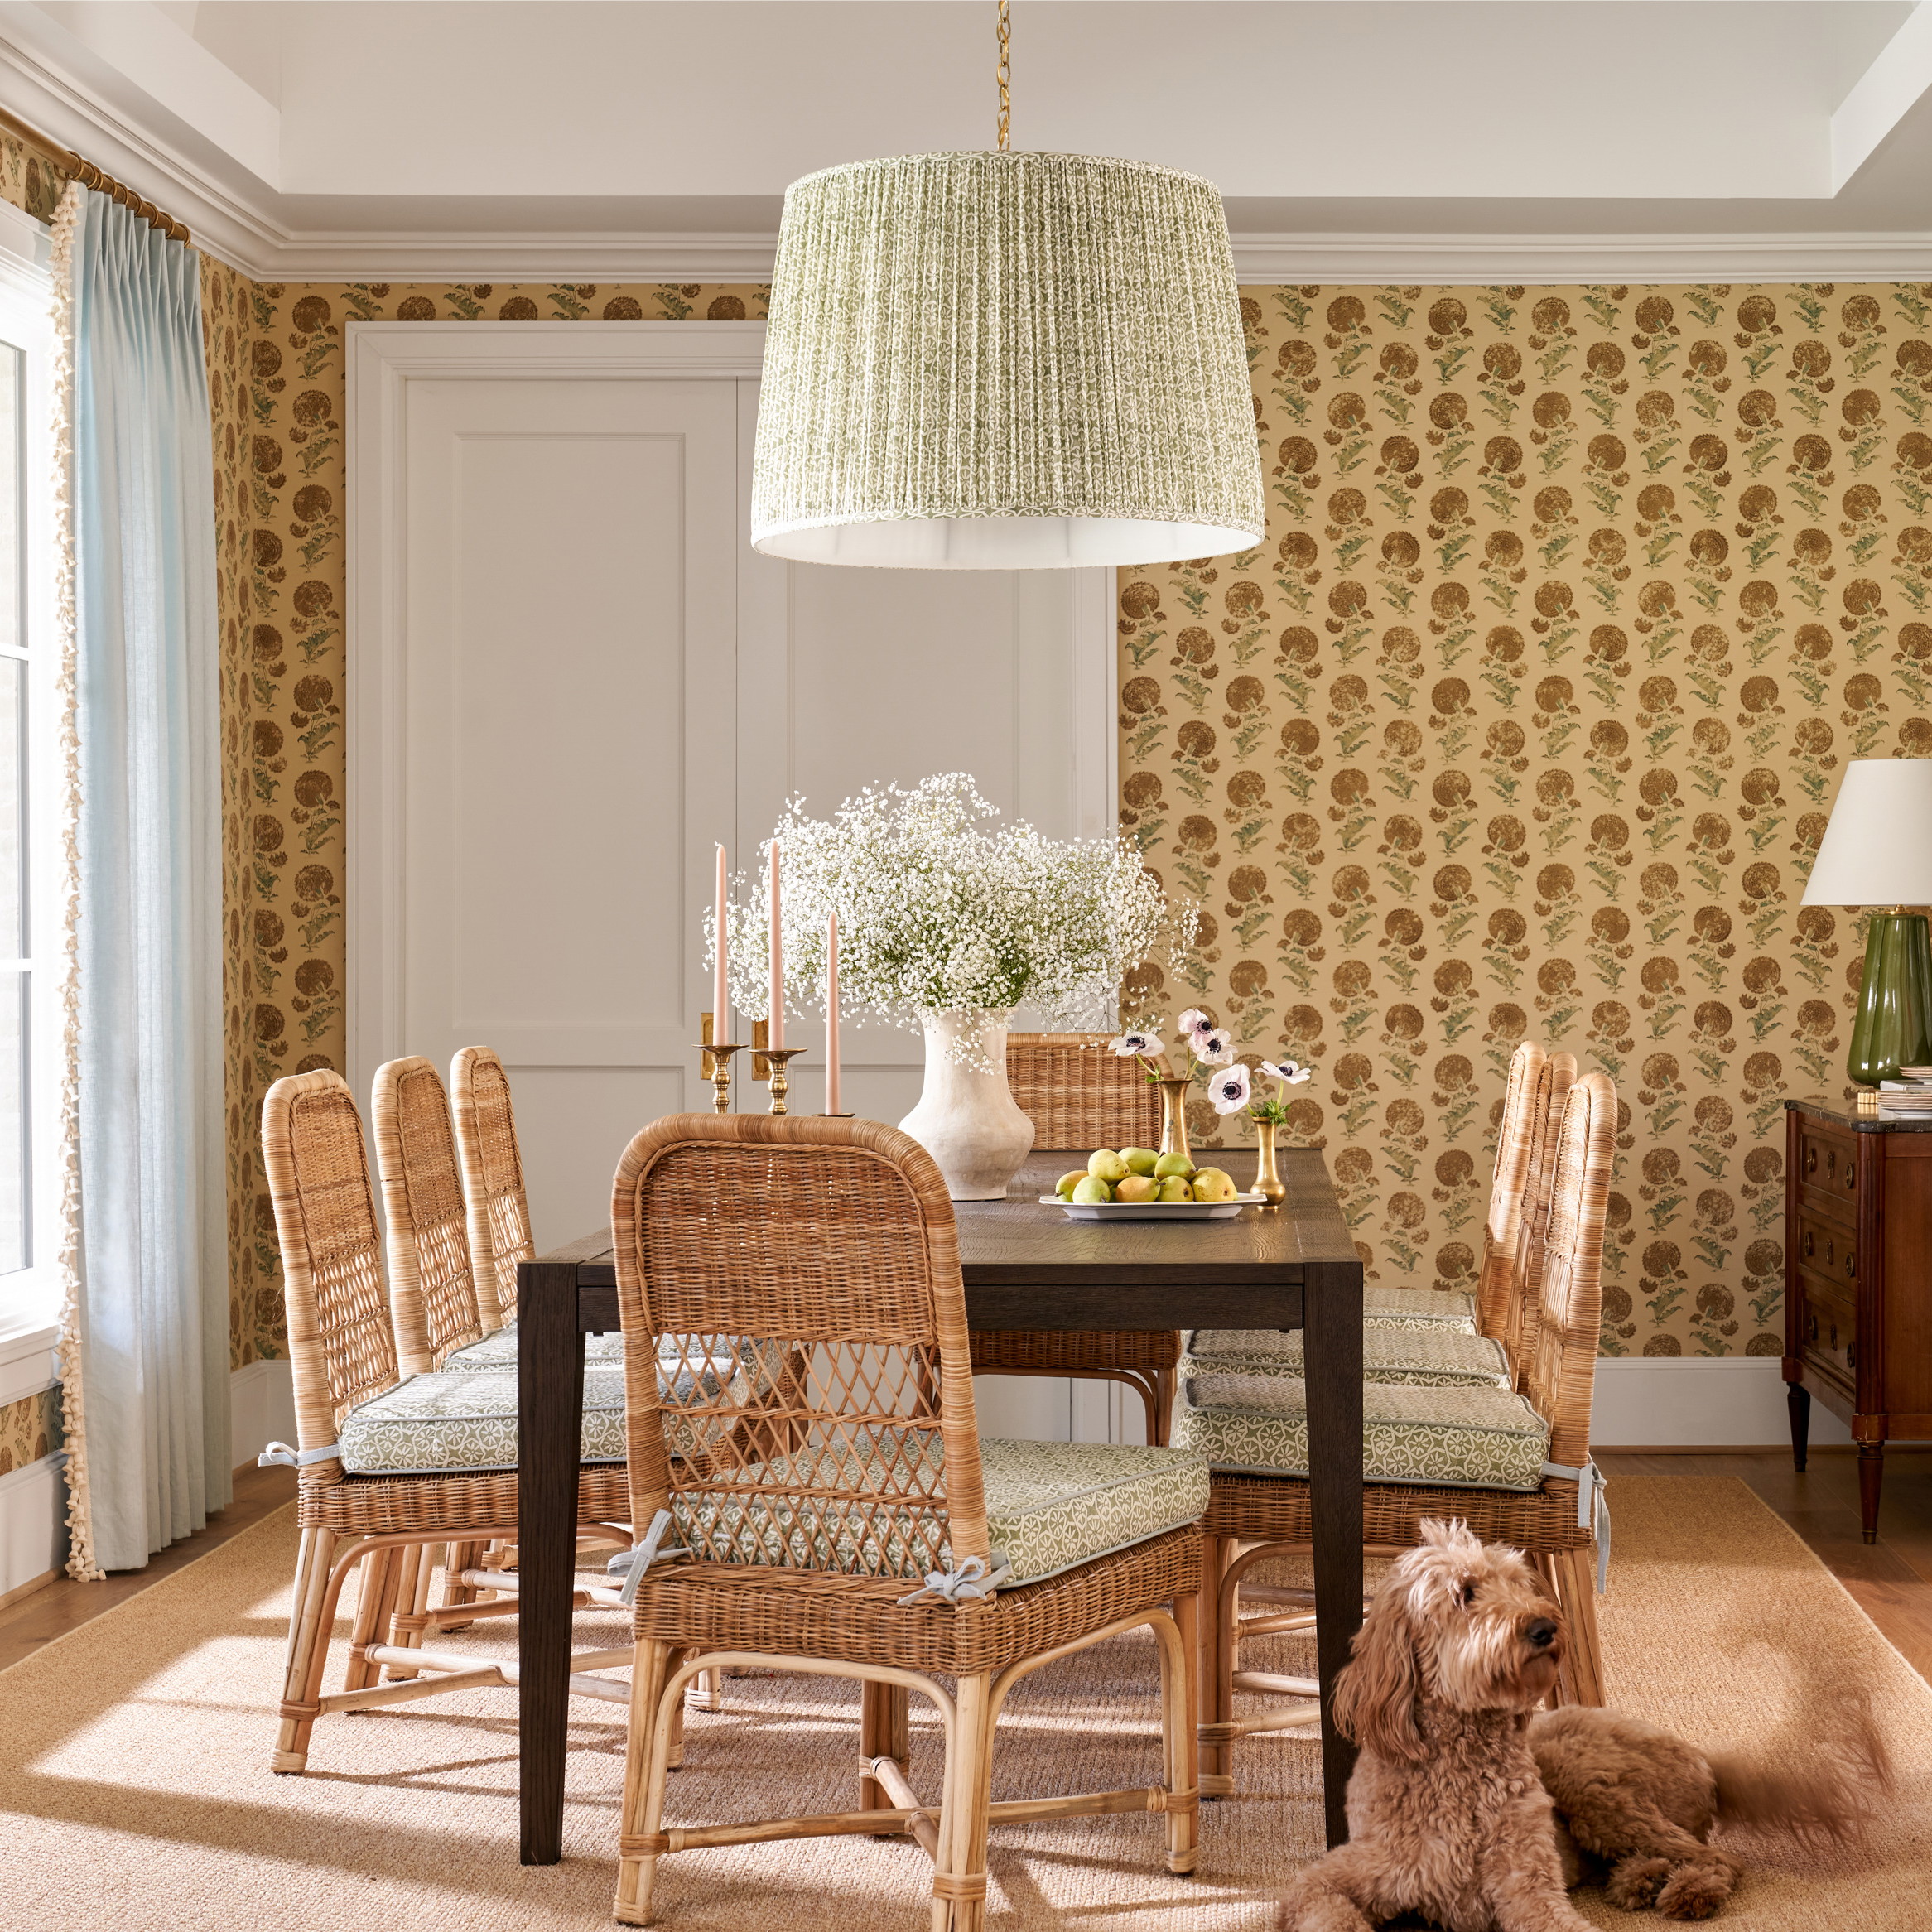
(295, 1461, 632, 1536)
(630, 1521, 1202, 1677)
(969, 1327, 1182, 1375)
(1202, 1469, 1592, 1551)
(672, 1435, 1208, 1590)
(1184, 1326, 1510, 1390)
(1176, 1367, 1549, 1491)
(1363, 1284, 1477, 1332)
(443, 1322, 624, 1370)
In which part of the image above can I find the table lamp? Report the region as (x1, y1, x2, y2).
(1801, 758, 1932, 1086)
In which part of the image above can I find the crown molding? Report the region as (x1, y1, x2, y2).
(9, 32, 1932, 289)
(1227, 231, 1932, 282)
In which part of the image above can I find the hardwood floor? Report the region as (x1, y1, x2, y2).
(6, 1452, 1932, 1693)
(1598, 1447, 1932, 1684)
(0, 1460, 296, 1674)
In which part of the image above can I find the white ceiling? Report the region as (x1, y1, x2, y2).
(7, 1, 1932, 278)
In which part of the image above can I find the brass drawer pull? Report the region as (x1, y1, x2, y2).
(1809, 1313, 1819, 1342)
(1846, 1250, 1857, 1279)
(1848, 1340, 1857, 1369)
(1829, 1322, 1838, 1347)
(1807, 1146, 1819, 1176)
(1804, 1231, 1814, 1259)
(1845, 1160, 1857, 1189)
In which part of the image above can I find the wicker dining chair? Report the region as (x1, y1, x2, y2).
(971, 1033, 1178, 1443)
(262, 1068, 633, 1774)
(1184, 1071, 1617, 1793)
(450, 1043, 532, 1327)
(607, 1112, 1207, 1930)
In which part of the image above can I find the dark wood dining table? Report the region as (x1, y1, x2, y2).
(516, 1144, 1365, 1862)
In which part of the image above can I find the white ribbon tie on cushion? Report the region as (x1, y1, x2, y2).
(896, 1551, 1012, 1607)
(1541, 1458, 1610, 1593)
(258, 1440, 340, 1468)
(609, 1508, 691, 1605)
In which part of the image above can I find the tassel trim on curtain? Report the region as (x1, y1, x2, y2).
(50, 182, 99, 1582)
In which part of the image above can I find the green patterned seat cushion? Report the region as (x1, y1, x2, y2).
(1363, 1285, 1478, 1333)
(1184, 1327, 1510, 1389)
(1175, 1368, 1549, 1491)
(672, 1434, 1209, 1589)
(442, 1323, 624, 1370)
(337, 1366, 629, 1475)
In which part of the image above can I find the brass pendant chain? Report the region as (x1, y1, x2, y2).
(996, 0, 1011, 150)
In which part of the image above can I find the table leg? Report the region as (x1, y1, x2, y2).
(520, 1260, 587, 1864)
(1303, 1260, 1363, 1848)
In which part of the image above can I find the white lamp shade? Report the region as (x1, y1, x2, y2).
(750, 151, 1265, 570)
(1801, 759, 1932, 905)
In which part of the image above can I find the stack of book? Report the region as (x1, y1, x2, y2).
(1877, 1069, 1932, 1116)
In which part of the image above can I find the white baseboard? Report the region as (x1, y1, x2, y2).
(0, 1449, 67, 1596)
(1591, 1357, 1852, 1449)
(229, 1356, 295, 1472)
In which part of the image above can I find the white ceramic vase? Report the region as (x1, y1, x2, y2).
(899, 1009, 1036, 1201)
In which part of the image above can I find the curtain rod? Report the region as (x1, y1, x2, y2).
(0, 105, 190, 245)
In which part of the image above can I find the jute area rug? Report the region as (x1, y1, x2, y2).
(0, 1477, 1925, 1930)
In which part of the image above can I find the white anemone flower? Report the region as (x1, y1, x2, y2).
(1196, 1028, 1234, 1067)
(1111, 1031, 1164, 1059)
(1207, 1064, 1252, 1115)
(1176, 1007, 1213, 1043)
(1260, 1058, 1313, 1086)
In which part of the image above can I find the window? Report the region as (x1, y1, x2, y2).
(0, 203, 61, 1337)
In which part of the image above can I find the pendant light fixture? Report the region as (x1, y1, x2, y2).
(750, 0, 1265, 569)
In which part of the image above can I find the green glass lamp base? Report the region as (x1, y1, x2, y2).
(1847, 911, 1932, 1086)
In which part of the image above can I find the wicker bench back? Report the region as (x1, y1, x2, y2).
(1524, 1069, 1616, 1473)
(1006, 1031, 1161, 1149)
(450, 1044, 532, 1325)
(611, 1112, 991, 1579)
(1506, 1051, 1578, 1376)
(1474, 1040, 1546, 1339)
(373, 1055, 490, 1371)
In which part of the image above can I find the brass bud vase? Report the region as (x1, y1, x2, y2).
(1154, 1076, 1193, 1168)
(1251, 1117, 1286, 1205)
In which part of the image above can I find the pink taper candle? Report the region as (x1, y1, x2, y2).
(767, 841, 784, 1049)
(713, 843, 729, 1043)
(825, 912, 841, 1115)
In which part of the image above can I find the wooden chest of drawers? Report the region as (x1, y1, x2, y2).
(1785, 1097, 1932, 1542)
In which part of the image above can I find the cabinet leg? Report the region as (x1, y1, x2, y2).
(1786, 1381, 1811, 1473)
(1857, 1443, 1886, 1546)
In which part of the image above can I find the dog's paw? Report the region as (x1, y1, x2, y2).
(1656, 1857, 1736, 1921)
(1606, 1856, 1673, 1910)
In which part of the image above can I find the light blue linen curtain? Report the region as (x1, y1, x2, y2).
(67, 186, 227, 1570)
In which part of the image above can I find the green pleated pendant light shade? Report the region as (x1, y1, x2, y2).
(750, 151, 1265, 569)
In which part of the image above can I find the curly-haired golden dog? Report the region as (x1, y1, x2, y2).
(1276, 1520, 1888, 1931)
(1277, 1520, 1588, 1932)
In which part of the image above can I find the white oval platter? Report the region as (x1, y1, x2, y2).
(1038, 1192, 1265, 1221)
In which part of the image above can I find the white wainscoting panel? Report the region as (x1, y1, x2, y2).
(230, 1357, 296, 1472)
(0, 1452, 66, 1597)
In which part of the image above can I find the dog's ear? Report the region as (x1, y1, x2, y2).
(1332, 1585, 1424, 1761)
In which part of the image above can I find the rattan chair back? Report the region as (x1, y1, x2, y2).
(1522, 1070, 1616, 1472)
(1506, 1050, 1578, 1377)
(450, 1044, 531, 1326)
(373, 1056, 489, 1373)
(1007, 1032, 1162, 1149)
(1473, 1040, 1545, 1339)
(261, 1068, 398, 1482)
(611, 1112, 990, 1579)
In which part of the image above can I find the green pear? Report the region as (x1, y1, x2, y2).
(1192, 1167, 1238, 1202)
(1072, 1174, 1113, 1204)
(1156, 1175, 1194, 1202)
(1120, 1147, 1159, 1177)
(1088, 1149, 1130, 1183)
(1115, 1174, 1158, 1203)
(1154, 1152, 1197, 1181)
(1056, 1169, 1086, 1200)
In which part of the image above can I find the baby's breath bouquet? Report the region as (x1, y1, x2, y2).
(712, 773, 1195, 1065)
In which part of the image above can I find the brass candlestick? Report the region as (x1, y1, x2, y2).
(762, 1047, 804, 1115)
(696, 1038, 745, 1112)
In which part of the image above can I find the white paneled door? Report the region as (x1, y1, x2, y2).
(349, 323, 1118, 1439)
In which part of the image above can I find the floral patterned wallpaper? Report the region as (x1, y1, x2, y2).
(1123, 282, 1932, 1357)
